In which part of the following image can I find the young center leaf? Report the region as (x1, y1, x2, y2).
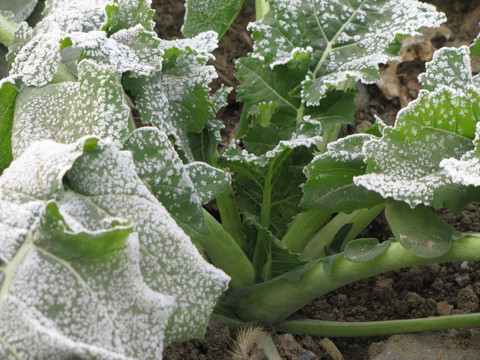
(354, 46, 480, 212)
(12, 59, 131, 159)
(220, 119, 323, 238)
(247, 0, 445, 106)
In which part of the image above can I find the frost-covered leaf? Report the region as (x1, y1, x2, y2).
(105, 0, 155, 34)
(355, 71, 480, 211)
(7, 0, 163, 86)
(8, 0, 111, 86)
(12, 59, 130, 158)
(220, 119, 322, 237)
(183, 0, 243, 38)
(123, 127, 230, 238)
(385, 200, 458, 258)
(419, 46, 475, 91)
(65, 142, 229, 343)
(301, 134, 384, 213)
(1, 197, 175, 358)
(0, 81, 18, 170)
(247, 0, 445, 105)
(124, 32, 219, 161)
(69, 25, 163, 77)
(0, 0, 38, 23)
(0, 137, 96, 264)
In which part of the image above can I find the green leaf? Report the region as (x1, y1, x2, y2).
(0, 0, 38, 22)
(245, 214, 307, 281)
(419, 46, 475, 91)
(0, 81, 18, 169)
(247, 0, 445, 105)
(470, 33, 480, 57)
(183, 0, 243, 39)
(355, 83, 480, 211)
(0, 137, 97, 269)
(34, 199, 132, 261)
(69, 25, 163, 77)
(12, 60, 131, 158)
(7, 0, 110, 87)
(124, 32, 219, 161)
(65, 142, 229, 343)
(385, 200, 458, 258)
(105, 0, 155, 34)
(301, 134, 384, 213)
(235, 53, 308, 136)
(188, 119, 223, 163)
(123, 127, 230, 238)
(220, 119, 322, 237)
(344, 238, 390, 262)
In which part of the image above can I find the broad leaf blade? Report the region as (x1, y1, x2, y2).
(247, 0, 445, 105)
(419, 46, 474, 91)
(7, 0, 111, 87)
(301, 134, 384, 213)
(385, 200, 457, 258)
(344, 238, 390, 263)
(12, 60, 130, 158)
(0, 137, 96, 265)
(105, 0, 155, 34)
(183, 0, 243, 38)
(124, 32, 219, 161)
(65, 142, 229, 343)
(355, 83, 480, 211)
(124, 127, 230, 238)
(69, 25, 163, 77)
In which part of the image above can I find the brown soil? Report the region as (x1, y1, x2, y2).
(152, 0, 480, 359)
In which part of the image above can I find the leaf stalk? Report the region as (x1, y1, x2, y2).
(228, 235, 480, 324)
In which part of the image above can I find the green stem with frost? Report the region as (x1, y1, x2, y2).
(226, 235, 480, 324)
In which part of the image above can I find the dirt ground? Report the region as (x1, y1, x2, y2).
(153, 0, 480, 359)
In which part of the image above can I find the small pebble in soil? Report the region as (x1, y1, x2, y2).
(455, 275, 471, 287)
(437, 301, 454, 316)
(456, 285, 479, 312)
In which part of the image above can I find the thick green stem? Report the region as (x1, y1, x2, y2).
(0, 14, 17, 47)
(228, 235, 480, 324)
(255, 0, 271, 21)
(202, 209, 255, 290)
(276, 314, 480, 337)
(252, 164, 274, 270)
(216, 186, 246, 249)
(260, 164, 273, 229)
(281, 209, 331, 253)
(257, 333, 282, 360)
(316, 123, 342, 154)
(300, 203, 385, 260)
